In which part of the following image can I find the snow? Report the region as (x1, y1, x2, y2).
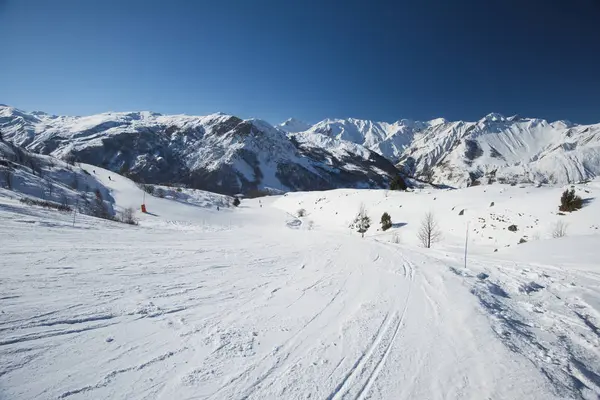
(2, 163, 600, 399)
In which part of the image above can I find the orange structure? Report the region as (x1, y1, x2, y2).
(141, 204, 147, 213)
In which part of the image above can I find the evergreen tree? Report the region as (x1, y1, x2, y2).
(390, 175, 407, 191)
(380, 212, 392, 231)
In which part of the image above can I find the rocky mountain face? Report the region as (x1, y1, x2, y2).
(0, 106, 399, 195)
(298, 114, 600, 187)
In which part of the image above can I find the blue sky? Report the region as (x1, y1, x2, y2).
(1, 0, 599, 124)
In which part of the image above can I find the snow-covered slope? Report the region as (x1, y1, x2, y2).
(292, 114, 600, 187)
(0, 106, 400, 195)
(0, 141, 116, 217)
(2, 173, 599, 399)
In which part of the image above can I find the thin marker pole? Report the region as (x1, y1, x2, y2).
(464, 221, 469, 268)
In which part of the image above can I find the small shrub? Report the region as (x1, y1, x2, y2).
(559, 188, 583, 212)
(143, 184, 155, 195)
(380, 212, 392, 231)
(490, 202, 495, 207)
(297, 208, 306, 217)
(518, 238, 527, 244)
(508, 224, 518, 232)
(176, 187, 183, 192)
(551, 221, 568, 238)
(458, 209, 465, 216)
(119, 207, 138, 225)
(390, 175, 407, 191)
(233, 197, 241, 207)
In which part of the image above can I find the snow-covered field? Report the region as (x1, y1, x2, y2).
(1, 170, 599, 399)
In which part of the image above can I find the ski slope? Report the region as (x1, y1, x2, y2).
(1, 172, 599, 399)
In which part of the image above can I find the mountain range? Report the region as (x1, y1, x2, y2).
(281, 113, 600, 187)
(0, 105, 398, 195)
(2, 104, 600, 194)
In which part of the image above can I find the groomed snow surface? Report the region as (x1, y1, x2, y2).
(1, 170, 600, 400)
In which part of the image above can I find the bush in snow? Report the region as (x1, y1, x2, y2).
(389, 175, 407, 191)
(233, 197, 241, 207)
(350, 203, 371, 238)
(417, 212, 441, 248)
(508, 224, 518, 232)
(559, 188, 582, 212)
(380, 212, 392, 231)
(297, 208, 306, 217)
(119, 207, 138, 225)
(143, 184, 155, 195)
(551, 221, 568, 238)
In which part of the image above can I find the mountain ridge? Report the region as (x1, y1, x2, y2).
(0, 105, 400, 195)
(283, 113, 600, 186)
(3, 104, 600, 191)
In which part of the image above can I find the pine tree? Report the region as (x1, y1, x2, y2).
(380, 212, 392, 231)
(559, 188, 583, 212)
(390, 175, 407, 191)
(351, 204, 371, 238)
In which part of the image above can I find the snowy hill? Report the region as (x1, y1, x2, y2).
(0, 106, 400, 195)
(295, 114, 600, 187)
(1, 171, 599, 399)
(0, 140, 117, 218)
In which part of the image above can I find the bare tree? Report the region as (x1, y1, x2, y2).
(119, 207, 138, 225)
(71, 174, 79, 190)
(44, 178, 54, 199)
(417, 212, 441, 248)
(2, 169, 12, 189)
(551, 221, 568, 238)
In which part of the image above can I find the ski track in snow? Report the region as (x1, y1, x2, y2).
(1, 170, 599, 399)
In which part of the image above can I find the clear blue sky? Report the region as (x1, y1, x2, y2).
(1, 0, 599, 124)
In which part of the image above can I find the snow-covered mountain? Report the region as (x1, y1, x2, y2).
(4, 103, 600, 191)
(291, 114, 600, 186)
(0, 106, 399, 195)
(278, 117, 311, 133)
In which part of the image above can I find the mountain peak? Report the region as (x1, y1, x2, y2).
(480, 113, 506, 123)
(278, 118, 311, 133)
